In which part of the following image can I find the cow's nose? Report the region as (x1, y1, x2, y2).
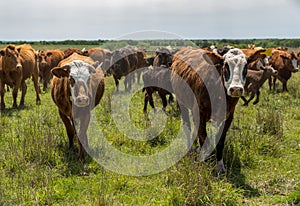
(229, 87, 244, 97)
(75, 96, 89, 107)
(16, 64, 22, 70)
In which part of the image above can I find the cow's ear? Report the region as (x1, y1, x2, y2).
(0, 50, 5, 56)
(92, 61, 100, 70)
(46, 52, 53, 57)
(51, 65, 70, 78)
(256, 60, 265, 70)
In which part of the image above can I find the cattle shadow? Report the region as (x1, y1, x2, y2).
(58, 143, 96, 176)
(224, 145, 260, 198)
(0, 105, 35, 117)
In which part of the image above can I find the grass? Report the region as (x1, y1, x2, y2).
(1, 48, 300, 205)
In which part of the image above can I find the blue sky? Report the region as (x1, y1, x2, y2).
(0, 0, 299, 40)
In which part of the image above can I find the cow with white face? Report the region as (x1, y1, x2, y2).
(171, 47, 249, 174)
(51, 53, 105, 160)
(223, 49, 248, 97)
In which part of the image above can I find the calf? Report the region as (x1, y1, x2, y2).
(110, 46, 139, 91)
(50, 53, 105, 160)
(0, 44, 40, 110)
(142, 66, 174, 112)
(241, 61, 277, 106)
(37, 49, 64, 91)
(268, 50, 298, 92)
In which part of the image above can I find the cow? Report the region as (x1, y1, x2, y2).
(0, 44, 41, 110)
(142, 66, 174, 112)
(37, 49, 64, 91)
(142, 47, 175, 112)
(268, 50, 298, 92)
(63, 48, 84, 59)
(50, 53, 105, 160)
(153, 47, 173, 68)
(135, 48, 148, 85)
(241, 62, 278, 106)
(171, 47, 250, 174)
(110, 46, 138, 91)
(241, 48, 270, 70)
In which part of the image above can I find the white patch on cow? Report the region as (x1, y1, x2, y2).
(66, 60, 94, 106)
(223, 48, 247, 96)
(264, 57, 269, 65)
(292, 58, 298, 71)
(256, 60, 264, 70)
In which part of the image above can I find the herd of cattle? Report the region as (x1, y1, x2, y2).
(0, 43, 299, 173)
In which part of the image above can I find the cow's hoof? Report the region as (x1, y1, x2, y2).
(215, 159, 227, 175)
(36, 100, 41, 105)
(19, 104, 24, 109)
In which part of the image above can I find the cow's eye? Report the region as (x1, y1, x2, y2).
(69, 77, 75, 87)
(224, 63, 230, 81)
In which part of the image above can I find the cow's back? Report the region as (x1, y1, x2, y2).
(16, 44, 37, 80)
(171, 47, 223, 117)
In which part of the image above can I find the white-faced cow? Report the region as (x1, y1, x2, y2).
(50, 53, 105, 160)
(171, 47, 250, 174)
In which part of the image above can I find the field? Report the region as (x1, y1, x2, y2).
(1, 44, 300, 205)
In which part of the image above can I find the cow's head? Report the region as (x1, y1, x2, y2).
(38, 50, 53, 67)
(154, 48, 173, 67)
(222, 48, 248, 97)
(289, 51, 299, 73)
(0, 45, 22, 71)
(51, 60, 97, 107)
(256, 60, 278, 76)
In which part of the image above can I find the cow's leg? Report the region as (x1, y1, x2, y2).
(158, 91, 168, 111)
(78, 113, 91, 161)
(19, 81, 27, 109)
(143, 92, 149, 113)
(32, 72, 41, 104)
(241, 96, 248, 106)
(245, 91, 255, 105)
(215, 112, 234, 174)
(253, 90, 260, 105)
(168, 93, 174, 104)
(282, 82, 288, 92)
(0, 82, 5, 110)
(273, 77, 277, 91)
(12, 79, 21, 108)
(180, 104, 192, 149)
(268, 76, 272, 91)
(59, 110, 75, 149)
(148, 92, 155, 111)
(113, 76, 119, 92)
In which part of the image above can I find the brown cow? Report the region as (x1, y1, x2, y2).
(0, 44, 41, 110)
(63, 48, 84, 59)
(153, 47, 173, 68)
(37, 49, 64, 91)
(241, 62, 277, 106)
(50, 53, 105, 160)
(110, 46, 138, 91)
(171, 47, 249, 174)
(82, 47, 105, 63)
(135, 48, 148, 85)
(268, 49, 298, 92)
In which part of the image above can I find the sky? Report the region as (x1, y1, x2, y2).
(0, 0, 299, 41)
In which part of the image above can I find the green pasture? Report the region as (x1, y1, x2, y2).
(0, 44, 300, 205)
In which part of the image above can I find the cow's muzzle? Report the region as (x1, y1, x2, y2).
(228, 87, 244, 97)
(74, 95, 90, 107)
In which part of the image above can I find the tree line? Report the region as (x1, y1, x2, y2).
(1, 38, 300, 50)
